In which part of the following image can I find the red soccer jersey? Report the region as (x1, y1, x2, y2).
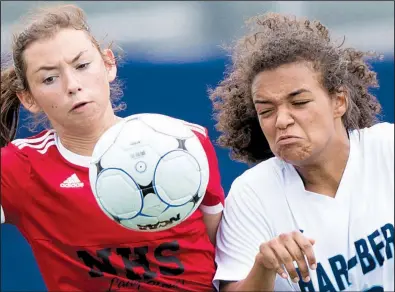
(1, 122, 225, 292)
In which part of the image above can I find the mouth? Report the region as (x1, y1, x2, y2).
(277, 135, 300, 143)
(70, 101, 90, 112)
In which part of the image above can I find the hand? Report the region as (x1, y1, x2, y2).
(255, 230, 316, 283)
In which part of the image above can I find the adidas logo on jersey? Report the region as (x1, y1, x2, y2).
(60, 174, 84, 188)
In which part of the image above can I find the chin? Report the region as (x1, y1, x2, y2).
(275, 146, 312, 165)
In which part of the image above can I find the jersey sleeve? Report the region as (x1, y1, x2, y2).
(1, 206, 5, 224)
(189, 126, 225, 215)
(361, 122, 394, 174)
(1, 143, 30, 225)
(368, 122, 394, 158)
(213, 178, 272, 291)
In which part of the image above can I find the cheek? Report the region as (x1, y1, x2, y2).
(92, 66, 110, 92)
(39, 98, 63, 115)
(93, 74, 101, 86)
(300, 108, 333, 142)
(258, 118, 276, 144)
(31, 87, 62, 110)
(95, 74, 110, 99)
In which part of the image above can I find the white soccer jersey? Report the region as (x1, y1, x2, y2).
(214, 122, 394, 292)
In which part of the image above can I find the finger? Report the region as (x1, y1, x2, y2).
(271, 241, 300, 283)
(257, 250, 288, 279)
(258, 244, 281, 272)
(261, 241, 288, 279)
(283, 239, 310, 282)
(276, 267, 289, 280)
(294, 232, 317, 270)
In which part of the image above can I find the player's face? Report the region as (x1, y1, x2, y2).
(251, 62, 346, 165)
(19, 28, 117, 132)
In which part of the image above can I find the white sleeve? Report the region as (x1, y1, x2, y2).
(378, 122, 394, 157)
(213, 178, 273, 291)
(362, 122, 394, 167)
(365, 122, 394, 149)
(199, 203, 223, 215)
(1, 206, 5, 224)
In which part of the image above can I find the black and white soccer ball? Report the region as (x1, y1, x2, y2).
(89, 114, 209, 232)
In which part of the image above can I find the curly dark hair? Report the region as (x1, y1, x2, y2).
(209, 13, 383, 164)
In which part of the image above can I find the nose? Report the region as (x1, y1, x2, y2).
(275, 107, 294, 130)
(68, 87, 82, 95)
(65, 72, 82, 96)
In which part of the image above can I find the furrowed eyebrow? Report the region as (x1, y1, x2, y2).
(288, 89, 310, 98)
(253, 89, 310, 104)
(253, 99, 271, 104)
(34, 65, 58, 73)
(70, 50, 87, 63)
(34, 50, 88, 73)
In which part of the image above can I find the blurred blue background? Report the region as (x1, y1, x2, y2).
(1, 1, 394, 291)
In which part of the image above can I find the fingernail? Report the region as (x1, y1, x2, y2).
(311, 264, 317, 270)
(292, 277, 300, 283)
(304, 276, 310, 282)
(281, 273, 288, 279)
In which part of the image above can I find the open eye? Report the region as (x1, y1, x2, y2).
(76, 63, 90, 70)
(43, 76, 57, 85)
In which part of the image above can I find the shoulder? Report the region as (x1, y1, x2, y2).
(232, 157, 286, 191)
(351, 122, 393, 154)
(2, 129, 56, 172)
(1, 132, 57, 225)
(1, 142, 28, 179)
(353, 122, 393, 140)
(226, 157, 287, 207)
(9, 129, 57, 156)
(216, 159, 285, 256)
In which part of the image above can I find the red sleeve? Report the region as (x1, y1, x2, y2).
(191, 126, 225, 214)
(1, 143, 30, 226)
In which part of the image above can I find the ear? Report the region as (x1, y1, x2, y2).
(332, 87, 348, 119)
(102, 49, 117, 83)
(16, 91, 41, 114)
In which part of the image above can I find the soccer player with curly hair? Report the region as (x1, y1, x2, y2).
(210, 13, 393, 292)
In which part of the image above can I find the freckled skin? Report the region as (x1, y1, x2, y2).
(251, 62, 346, 166)
(19, 28, 117, 134)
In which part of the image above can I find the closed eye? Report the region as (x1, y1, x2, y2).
(259, 109, 274, 117)
(292, 100, 310, 106)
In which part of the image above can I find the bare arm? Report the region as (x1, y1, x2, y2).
(203, 211, 222, 245)
(220, 231, 316, 292)
(220, 260, 276, 291)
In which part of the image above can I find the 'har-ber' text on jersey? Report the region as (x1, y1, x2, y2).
(1, 122, 224, 292)
(214, 123, 394, 292)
